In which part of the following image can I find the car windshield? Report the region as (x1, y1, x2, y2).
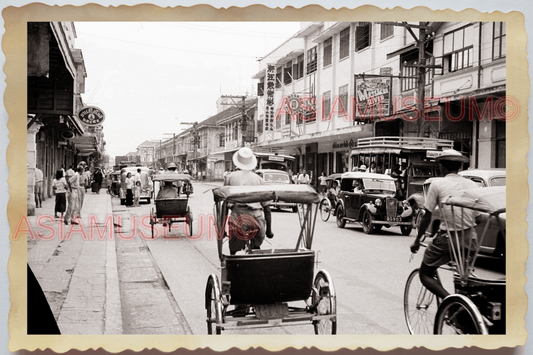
(264, 173, 290, 183)
(362, 178, 396, 192)
(489, 176, 506, 187)
(412, 166, 438, 178)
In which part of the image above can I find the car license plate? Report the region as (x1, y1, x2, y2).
(387, 216, 403, 222)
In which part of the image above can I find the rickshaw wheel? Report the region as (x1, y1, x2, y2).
(434, 294, 488, 335)
(404, 268, 440, 335)
(319, 198, 331, 222)
(336, 208, 346, 228)
(205, 275, 222, 335)
(362, 210, 374, 234)
(312, 270, 337, 334)
(150, 207, 156, 238)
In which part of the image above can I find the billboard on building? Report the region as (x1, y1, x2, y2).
(354, 75, 392, 119)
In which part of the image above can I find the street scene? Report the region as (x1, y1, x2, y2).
(26, 20, 508, 337)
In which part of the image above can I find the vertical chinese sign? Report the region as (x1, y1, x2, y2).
(265, 64, 276, 132)
(354, 75, 392, 120)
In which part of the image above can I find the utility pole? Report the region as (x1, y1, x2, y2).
(162, 133, 176, 163)
(181, 122, 199, 175)
(417, 22, 426, 137)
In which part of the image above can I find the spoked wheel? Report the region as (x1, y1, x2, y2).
(319, 198, 332, 222)
(404, 268, 440, 334)
(107, 186, 116, 197)
(205, 274, 223, 335)
(362, 210, 374, 234)
(312, 270, 337, 334)
(434, 294, 488, 335)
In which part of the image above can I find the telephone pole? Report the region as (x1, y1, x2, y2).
(220, 95, 249, 147)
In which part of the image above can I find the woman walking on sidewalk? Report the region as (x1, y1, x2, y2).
(125, 172, 134, 207)
(52, 170, 68, 220)
(64, 170, 80, 225)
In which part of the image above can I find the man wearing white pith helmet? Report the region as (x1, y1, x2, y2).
(224, 147, 274, 255)
(410, 149, 479, 300)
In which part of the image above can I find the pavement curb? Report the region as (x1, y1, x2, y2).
(104, 195, 123, 335)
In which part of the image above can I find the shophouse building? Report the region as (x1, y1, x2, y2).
(27, 22, 96, 215)
(252, 21, 506, 185)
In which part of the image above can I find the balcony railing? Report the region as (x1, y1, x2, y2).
(357, 136, 454, 150)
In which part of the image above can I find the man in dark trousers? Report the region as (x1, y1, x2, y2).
(93, 168, 103, 193)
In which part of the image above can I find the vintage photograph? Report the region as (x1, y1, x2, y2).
(8, 4, 528, 353)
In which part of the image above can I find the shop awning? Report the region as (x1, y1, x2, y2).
(70, 135, 98, 155)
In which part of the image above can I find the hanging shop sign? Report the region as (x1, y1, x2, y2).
(78, 106, 106, 126)
(354, 75, 392, 119)
(264, 64, 276, 131)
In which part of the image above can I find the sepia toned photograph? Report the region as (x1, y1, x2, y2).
(4, 3, 529, 354)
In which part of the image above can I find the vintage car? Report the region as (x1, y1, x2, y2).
(255, 169, 298, 212)
(335, 172, 414, 235)
(458, 168, 506, 187)
(417, 174, 506, 262)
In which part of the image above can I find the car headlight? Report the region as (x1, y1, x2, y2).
(375, 198, 382, 206)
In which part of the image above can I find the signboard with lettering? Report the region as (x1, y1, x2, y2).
(426, 150, 442, 159)
(264, 64, 276, 131)
(354, 75, 392, 119)
(268, 155, 284, 162)
(78, 106, 106, 126)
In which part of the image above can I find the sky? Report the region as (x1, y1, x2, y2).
(74, 21, 302, 158)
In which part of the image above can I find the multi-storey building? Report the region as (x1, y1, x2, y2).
(27, 22, 95, 215)
(252, 21, 506, 185)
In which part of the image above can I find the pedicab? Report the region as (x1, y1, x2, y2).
(149, 173, 193, 238)
(205, 184, 337, 334)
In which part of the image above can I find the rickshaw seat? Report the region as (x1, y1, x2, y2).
(155, 197, 188, 218)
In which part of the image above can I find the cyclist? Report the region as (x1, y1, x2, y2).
(409, 149, 478, 300)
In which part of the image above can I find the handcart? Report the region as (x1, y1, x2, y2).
(404, 186, 506, 334)
(149, 173, 193, 238)
(205, 184, 337, 334)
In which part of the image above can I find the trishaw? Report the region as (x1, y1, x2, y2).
(404, 186, 506, 334)
(318, 173, 342, 222)
(149, 173, 193, 238)
(206, 184, 337, 334)
(107, 171, 121, 197)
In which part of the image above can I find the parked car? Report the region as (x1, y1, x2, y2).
(458, 168, 506, 187)
(121, 166, 154, 204)
(417, 175, 506, 262)
(335, 172, 414, 235)
(255, 169, 298, 212)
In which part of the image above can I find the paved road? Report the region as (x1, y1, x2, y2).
(113, 181, 444, 335)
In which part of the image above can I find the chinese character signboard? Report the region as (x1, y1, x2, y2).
(354, 75, 392, 119)
(78, 106, 106, 126)
(264, 64, 276, 131)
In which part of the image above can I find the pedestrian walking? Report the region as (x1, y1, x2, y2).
(52, 169, 68, 220)
(92, 168, 103, 193)
(64, 169, 80, 225)
(133, 181, 141, 207)
(34, 166, 44, 208)
(125, 172, 134, 207)
(76, 164, 87, 210)
(318, 172, 327, 196)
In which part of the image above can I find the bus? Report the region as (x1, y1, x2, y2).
(254, 151, 295, 171)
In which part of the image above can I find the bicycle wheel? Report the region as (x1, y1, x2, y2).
(312, 270, 337, 334)
(434, 294, 488, 335)
(319, 198, 332, 222)
(404, 268, 440, 334)
(205, 274, 222, 335)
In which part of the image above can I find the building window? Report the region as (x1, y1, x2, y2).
(356, 22, 372, 51)
(493, 22, 506, 60)
(323, 37, 332, 67)
(284, 113, 291, 125)
(257, 78, 264, 96)
(400, 51, 433, 92)
(283, 61, 293, 85)
(380, 23, 394, 40)
(339, 27, 350, 59)
(218, 133, 225, 147)
(275, 66, 282, 89)
(275, 114, 282, 130)
(323, 91, 331, 119)
(293, 54, 304, 80)
(257, 115, 264, 134)
(233, 122, 238, 138)
(443, 24, 475, 72)
(339, 84, 348, 112)
(306, 46, 318, 74)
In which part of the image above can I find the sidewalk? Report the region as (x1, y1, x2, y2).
(27, 189, 122, 334)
